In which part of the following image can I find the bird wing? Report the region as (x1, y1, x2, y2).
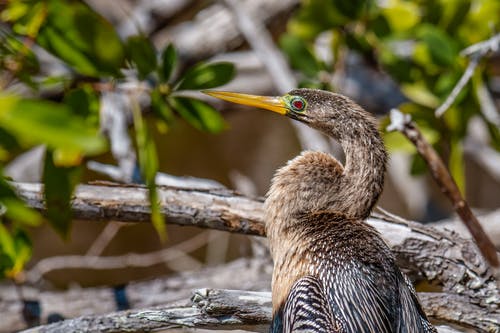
(324, 263, 396, 333)
(326, 264, 436, 333)
(276, 275, 344, 333)
(397, 273, 437, 333)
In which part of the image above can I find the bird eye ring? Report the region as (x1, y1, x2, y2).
(289, 96, 306, 113)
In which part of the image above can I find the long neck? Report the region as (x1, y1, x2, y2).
(337, 125, 386, 219)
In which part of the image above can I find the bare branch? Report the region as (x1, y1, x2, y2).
(10, 181, 500, 303)
(387, 109, 499, 268)
(18, 288, 481, 333)
(434, 55, 479, 117)
(26, 231, 214, 283)
(1, 258, 271, 332)
(12, 181, 266, 236)
(87, 161, 225, 190)
(460, 32, 500, 57)
(434, 32, 500, 117)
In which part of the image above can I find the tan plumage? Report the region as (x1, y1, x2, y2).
(205, 88, 436, 333)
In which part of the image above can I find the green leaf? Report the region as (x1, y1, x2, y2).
(176, 62, 235, 90)
(151, 89, 174, 125)
(401, 83, 440, 108)
(159, 44, 177, 82)
(382, 0, 420, 31)
(132, 103, 165, 240)
(280, 34, 322, 77)
(383, 131, 417, 153)
(0, 95, 107, 155)
(1, 198, 43, 227)
(288, 0, 348, 39)
(125, 35, 157, 79)
(171, 97, 227, 133)
(417, 25, 458, 67)
(43, 150, 82, 238)
(0, 225, 33, 278)
(64, 86, 100, 126)
(449, 139, 465, 195)
(36, 0, 124, 77)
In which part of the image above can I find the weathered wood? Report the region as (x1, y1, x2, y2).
(9, 181, 500, 331)
(1, 258, 271, 332)
(13, 182, 499, 300)
(420, 293, 500, 332)
(19, 289, 476, 333)
(12, 182, 266, 236)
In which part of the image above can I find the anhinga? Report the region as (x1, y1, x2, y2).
(205, 89, 436, 333)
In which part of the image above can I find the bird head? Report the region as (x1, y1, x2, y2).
(203, 88, 367, 141)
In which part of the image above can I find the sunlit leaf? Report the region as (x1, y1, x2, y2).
(383, 131, 417, 153)
(0, 95, 107, 155)
(176, 62, 235, 90)
(0, 224, 32, 278)
(125, 35, 157, 79)
(401, 83, 440, 108)
(382, 0, 420, 31)
(1, 198, 43, 227)
(132, 103, 166, 240)
(171, 97, 227, 133)
(9, 229, 32, 277)
(449, 139, 465, 195)
(43, 150, 82, 238)
(160, 44, 176, 82)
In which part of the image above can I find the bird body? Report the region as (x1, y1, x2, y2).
(204, 89, 436, 333)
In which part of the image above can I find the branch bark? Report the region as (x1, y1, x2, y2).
(387, 109, 499, 267)
(12, 182, 266, 236)
(19, 288, 482, 333)
(11, 181, 500, 304)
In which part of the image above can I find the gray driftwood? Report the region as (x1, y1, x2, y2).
(10, 181, 500, 332)
(20, 289, 471, 333)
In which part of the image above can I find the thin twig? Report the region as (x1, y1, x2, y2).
(435, 55, 479, 117)
(387, 109, 499, 267)
(435, 32, 500, 117)
(27, 231, 216, 283)
(88, 161, 225, 190)
(85, 222, 123, 256)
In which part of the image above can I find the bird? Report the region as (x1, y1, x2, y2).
(204, 88, 436, 333)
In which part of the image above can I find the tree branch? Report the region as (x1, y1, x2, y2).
(12, 182, 266, 236)
(19, 288, 481, 333)
(11, 181, 500, 303)
(387, 109, 499, 268)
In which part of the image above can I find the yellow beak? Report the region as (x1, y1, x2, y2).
(203, 91, 287, 115)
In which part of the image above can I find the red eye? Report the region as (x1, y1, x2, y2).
(292, 99, 304, 110)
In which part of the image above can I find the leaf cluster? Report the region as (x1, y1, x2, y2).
(0, 0, 235, 278)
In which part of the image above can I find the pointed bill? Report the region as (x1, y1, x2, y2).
(203, 91, 287, 115)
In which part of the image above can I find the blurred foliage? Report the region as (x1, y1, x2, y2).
(281, 0, 500, 194)
(0, 0, 235, 280)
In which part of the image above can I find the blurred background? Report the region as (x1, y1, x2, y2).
(1, 0, 500, 331)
